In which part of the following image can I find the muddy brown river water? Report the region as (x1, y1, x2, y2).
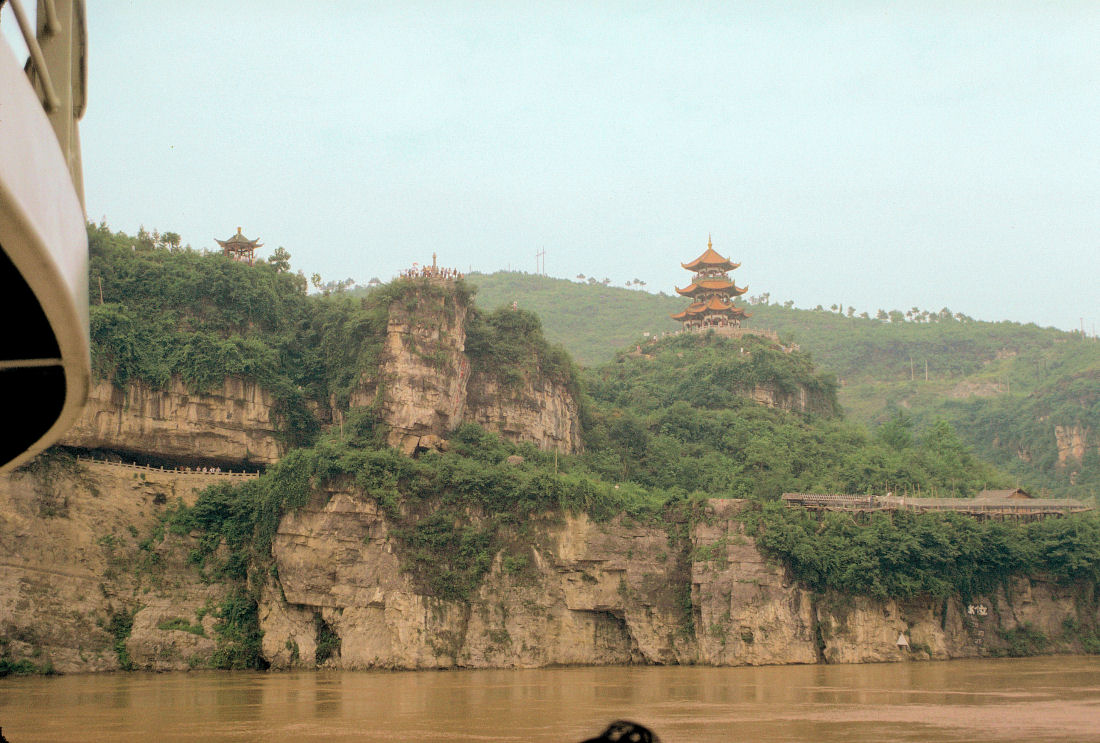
(2, 656, 1099, 742)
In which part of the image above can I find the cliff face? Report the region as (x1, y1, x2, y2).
(259, 490, 1098, 670)
(348, 283, 582, 455)
(62, 377, 284, 466)
(691, 500, 1096, 665)
(3, 463, 1096, 674)
(463, 371, 583, 454)
(749, 383, 835, 416)
(349, 290, 471, 455)
(1054, 424, 1093, 466)
(262, 486, 689, 669)
(0, 460, 234, 673)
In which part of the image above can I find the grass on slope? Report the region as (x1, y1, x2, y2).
(468, 272, 684, 365)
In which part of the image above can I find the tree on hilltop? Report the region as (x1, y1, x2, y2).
(269, 247, 292, 273)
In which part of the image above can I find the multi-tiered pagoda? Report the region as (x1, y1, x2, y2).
(671, 236, 750, 331)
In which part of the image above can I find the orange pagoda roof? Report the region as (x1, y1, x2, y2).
(681, 236, 740, 272)
(671, 301, 706, 320)
(675, 278, 748, 298)
(670, 296, 750, 321)
(700, 295, 748, 314)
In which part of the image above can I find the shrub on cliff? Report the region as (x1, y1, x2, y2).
(465, 306, 581, 400)
(586, 333, 838, 416)
(747, 500, 1100, 599)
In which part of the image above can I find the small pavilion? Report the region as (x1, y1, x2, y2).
(671, 236, 750, 331)
(216, 227, 262, 265)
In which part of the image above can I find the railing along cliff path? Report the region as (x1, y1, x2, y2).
(782, 492, 1091, 519)
(75, 455, 260, 479)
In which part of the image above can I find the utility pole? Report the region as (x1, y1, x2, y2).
(535, 248, 546, 276)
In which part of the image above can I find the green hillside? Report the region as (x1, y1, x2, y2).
(468, 272, 684, 364)
(581, 332, 1004, 500)
(468, 271, 1100, 500)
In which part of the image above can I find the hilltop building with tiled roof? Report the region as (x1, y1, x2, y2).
(216, 227, 262, 265)
(671, 236, 751, 331)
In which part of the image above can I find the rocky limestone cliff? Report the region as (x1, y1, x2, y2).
(62, 377, 285, 466)
(260, 489, 1098, 670)
(348, 288, 471, 455)
(1055, 424, 1094, 466)
(0, 459, 235, 673)
(348, 283, 581, 455)
(4, 466, 1096, 674)
(692, 500, 1096, 665)
(748, 382, 834, 416)
(262, 485, 687, 669)
(463, 371, 582, 454)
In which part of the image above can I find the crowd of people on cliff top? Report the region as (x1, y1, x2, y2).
(400, 264, 463, 280)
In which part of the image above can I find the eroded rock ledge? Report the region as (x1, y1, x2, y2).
(62, 377, 285, 466)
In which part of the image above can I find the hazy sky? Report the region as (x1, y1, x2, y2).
(5, 2, 1098, 330)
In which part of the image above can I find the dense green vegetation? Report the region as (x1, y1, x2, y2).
(588, 332, 838, 416)
(89, 222, 320, 446)
(748, 501, 1100, 600)
(581, 335, 1004, 499)
(469, 271, 1100, 499)
(466, 306, 581, 398)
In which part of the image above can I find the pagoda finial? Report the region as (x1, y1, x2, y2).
(237, 226, 242, 235)
(708, 234, 712, 249)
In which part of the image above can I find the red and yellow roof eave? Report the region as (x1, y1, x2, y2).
(675, 278, 748, 298)
(680, 240, 740, 272)
(670, 296, 751, 321)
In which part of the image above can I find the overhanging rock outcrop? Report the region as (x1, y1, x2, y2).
(62, 376, 285, 466)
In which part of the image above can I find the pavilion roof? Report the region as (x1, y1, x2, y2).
(681, 237, 740, 272)
(670, 296, 750, 320)
(675, 278, 748, 298)
(671, 301, 706, 319)
(702, 295, 749, 314)
(216, 227, 263, 248)
(975, 488, 1032, 500)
